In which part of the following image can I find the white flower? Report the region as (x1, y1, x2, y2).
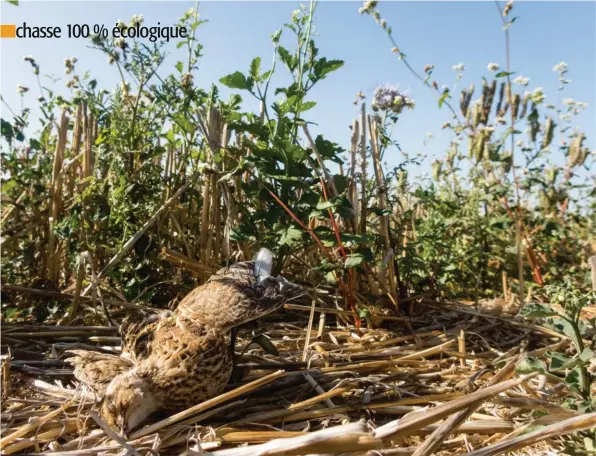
(552, 61, 568, 73)
(563, 98, 575, 106)
(131, 14, 144, 25)
(16, 85, 29, 94)
(530, 87, 545, 104)
(452, 63, 465, 72)
(513, 76, 530, 86)
(516, 140, 524, 147)
(487, 63, 500, 72)
(577, 102, 588, 109)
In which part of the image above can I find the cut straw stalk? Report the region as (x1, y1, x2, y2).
(204, 421, 378, 456)
(47, 110, 69, 283)
(1, 284, 157, 312)
(2, 420, 80, 455)
(373, 372, 537, 440)
(463, 411, 596, 456)
(237, 392, 465, 425)
(0, 400, 73, 448)
(129, 369, 286, 439)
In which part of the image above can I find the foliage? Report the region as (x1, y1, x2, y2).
(518, 282, 595, 409)
(1, 1, 594, 329)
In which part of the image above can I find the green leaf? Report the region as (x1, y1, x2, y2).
(314, 135, 344, 164)
(1, 118, 14, 142)
(325, 270, 338, 285)
(316, 201, 334, 211)
(279, 226, 303, 247)
(219, 71, 251, 90)
(559, 318, 583, 352)
(250, 57, 261, 79)
(251, 334, 279, 356)
(503, 16, 518, 31)
(172, 113, 196, 135)
(278, 46, 295, 70)
(29, 138, 41, 150)
(299, 101, 316, 112)
(520, 302, 559, 319)
(495, 71, 515, 78)
(175, 61, 184, 73)
(5, 0, 18, 5)
(438, 91, 450, 108)
(314, 58, 344, 79)
(344, 253, 365, 269)
(516, 356, 548, 376)
(550, 352, 575, 370)
(333, 175, 348, 194)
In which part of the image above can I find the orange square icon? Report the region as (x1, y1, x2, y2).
(0, 24, 17, 38)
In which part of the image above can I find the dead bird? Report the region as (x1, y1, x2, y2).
(68, 249, 302, 435)
(91, 315, 231, 436)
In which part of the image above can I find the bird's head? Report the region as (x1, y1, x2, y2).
(100, 372, 158, 437)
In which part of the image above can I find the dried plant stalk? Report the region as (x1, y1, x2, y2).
(47, 110, 70, 283)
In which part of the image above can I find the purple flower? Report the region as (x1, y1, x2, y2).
(372, 84, 415, 114)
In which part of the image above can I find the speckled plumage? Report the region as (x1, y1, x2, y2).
(68, 250, 301, 435)
(65, 351, 133, 398)
(99, 315, 232, 435)
(119, 309, 173, 361)
(176, 260, 303, 332)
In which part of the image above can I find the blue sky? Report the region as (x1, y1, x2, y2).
(1, 1, 594, 179)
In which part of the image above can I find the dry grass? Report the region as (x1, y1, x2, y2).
(1, 297, 594, 455)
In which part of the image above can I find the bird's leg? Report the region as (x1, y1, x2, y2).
(230, 327, 237, 354)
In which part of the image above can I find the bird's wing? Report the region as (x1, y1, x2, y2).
(65, 350, 134, 399)
(120, 309, 172, 361)
(137, 319, 233, 408)
(176, 278, 293, 332)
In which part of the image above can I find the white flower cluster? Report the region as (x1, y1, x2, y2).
(552, 61, 568, 73)
(131, 14, 144, 26)
(64, 57, 77, 74)
(513, 76, 530, 86)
